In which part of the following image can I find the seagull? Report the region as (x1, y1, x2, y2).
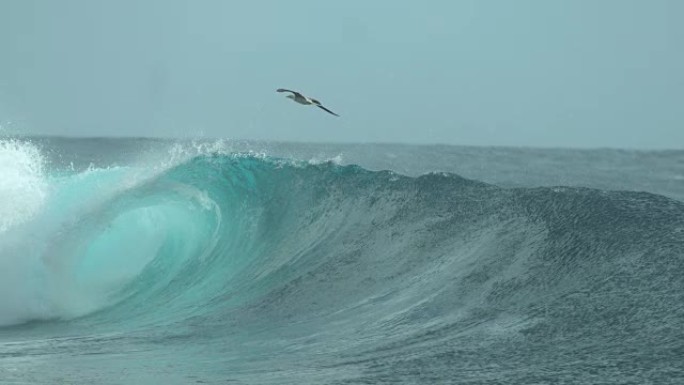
(277, 89, 339, 117)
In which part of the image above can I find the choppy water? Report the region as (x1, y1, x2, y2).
(1, 137, 683, 384)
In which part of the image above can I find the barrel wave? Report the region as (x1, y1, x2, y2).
(1, 141, 683, 384)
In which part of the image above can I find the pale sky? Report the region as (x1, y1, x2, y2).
(0, 0, 682, 148)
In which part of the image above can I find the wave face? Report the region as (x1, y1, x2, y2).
(1, 139, 683, 384)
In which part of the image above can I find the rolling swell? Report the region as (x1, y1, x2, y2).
(2, 152, 684, 383)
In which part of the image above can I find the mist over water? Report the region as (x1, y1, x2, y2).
(1, 137, 683, 384)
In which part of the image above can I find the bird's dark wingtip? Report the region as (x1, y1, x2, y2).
(317, 104, 340, 117)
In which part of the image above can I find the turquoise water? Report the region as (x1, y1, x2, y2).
(1, 138, 683, 384)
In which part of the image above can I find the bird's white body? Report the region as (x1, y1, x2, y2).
(287, 94, 314, 105)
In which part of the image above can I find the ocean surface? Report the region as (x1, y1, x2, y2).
(1, 137, 683, 384)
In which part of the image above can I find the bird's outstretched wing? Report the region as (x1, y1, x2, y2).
(276, 88, 302, 97)
(316, 104, 340, 117)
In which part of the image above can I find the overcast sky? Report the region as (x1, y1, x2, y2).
(0, 0, 682, 148)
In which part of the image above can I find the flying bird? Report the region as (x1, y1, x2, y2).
(277, 89, 339, 117)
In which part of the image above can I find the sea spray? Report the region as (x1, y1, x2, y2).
(0, 139, 47, 232)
